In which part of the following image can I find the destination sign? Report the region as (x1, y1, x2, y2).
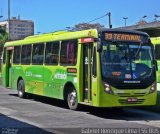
(81, 37, 94, 43)
(105, 33, 143, 42)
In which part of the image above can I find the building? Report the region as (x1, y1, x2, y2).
(0, 16, 34, 40)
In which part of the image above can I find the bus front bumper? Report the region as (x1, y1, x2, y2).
(97, 89, 157, 108)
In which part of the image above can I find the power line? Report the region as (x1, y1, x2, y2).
(88, 13, 108, 23)
(88, 12, 112, 28)
(55, 13, 112, 32)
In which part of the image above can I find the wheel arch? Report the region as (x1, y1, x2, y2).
(63, 81, 77, 101)
(17, 76, 23, 90)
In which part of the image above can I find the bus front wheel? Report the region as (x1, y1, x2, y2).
(17, 80, 26, 98)
(67, 88, 78, 110)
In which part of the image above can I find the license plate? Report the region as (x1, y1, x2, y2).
(127, 98, 138, 102)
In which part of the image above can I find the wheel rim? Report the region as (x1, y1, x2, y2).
(68, 91, 77, 107)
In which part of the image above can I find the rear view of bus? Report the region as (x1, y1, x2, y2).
(98, 30, 157, 107)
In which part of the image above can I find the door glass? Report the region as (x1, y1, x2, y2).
(83, 45, 88, 100)
(83, 44, 93, 101)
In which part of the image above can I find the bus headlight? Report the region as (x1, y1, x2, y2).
(149, 82, 156, 94)
(103, 82, 113, 94)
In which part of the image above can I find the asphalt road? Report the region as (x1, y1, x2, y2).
(0, 86, 160, 134)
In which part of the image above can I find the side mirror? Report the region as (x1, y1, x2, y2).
(96, 38, 102, 52)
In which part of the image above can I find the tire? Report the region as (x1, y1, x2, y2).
(67, 88, 79, 110)
(17, 80, 26, 98)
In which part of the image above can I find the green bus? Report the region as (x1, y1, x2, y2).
(2, 29, 157, 110)
(151, 37, 160, 90)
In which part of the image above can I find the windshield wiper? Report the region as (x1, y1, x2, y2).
(133, 42, 142, 59)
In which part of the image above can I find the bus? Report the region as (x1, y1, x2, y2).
(151, 37, 160, 88)
(1, 29, 157, 110)
(151, 37, 160, 96)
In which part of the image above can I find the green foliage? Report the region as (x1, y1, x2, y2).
(72, 23, 105, 31)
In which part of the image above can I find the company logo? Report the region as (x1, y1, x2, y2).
(54, 72, 67, 80)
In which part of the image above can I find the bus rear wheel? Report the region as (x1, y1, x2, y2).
(67, 88, 78, 110)
(17, 80, 26, 98)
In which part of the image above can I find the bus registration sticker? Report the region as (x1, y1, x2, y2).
(125, 74, 131, 79)
(127, 98, 138, 103)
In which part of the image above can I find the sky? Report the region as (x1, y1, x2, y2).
(0, 0, 160, 34)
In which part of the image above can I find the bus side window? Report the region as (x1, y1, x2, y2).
(13, 46, 21, 64)
(21, 45, 32, 65)
(155, 45, 160, 60)
(45, 42, 59, 65)
(60, 40, 78, 65)
(32, 43, 44, 65)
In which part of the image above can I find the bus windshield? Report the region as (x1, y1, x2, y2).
(100, 42, 155, 88)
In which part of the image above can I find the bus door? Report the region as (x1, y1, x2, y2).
(6, 47, 14, 87)
(83, 43, 93, 103)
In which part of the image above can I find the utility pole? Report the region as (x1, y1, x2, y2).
(0, 8, 3, 18)
(123, 17, 128, 27)
(8, 0, 10, 40)
(107, 12, 112, 28)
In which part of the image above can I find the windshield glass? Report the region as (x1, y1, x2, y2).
(100, 42, 155, 88)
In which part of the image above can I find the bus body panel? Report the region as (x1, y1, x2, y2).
(2, 65, 7, 87)
(11, 65, 24, 90)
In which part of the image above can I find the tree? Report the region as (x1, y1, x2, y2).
(137, 20, 147, 25)
(0, 26, 8, 55)
(71, 23, 105, 31)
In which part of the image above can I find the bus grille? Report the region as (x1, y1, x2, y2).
(117, 93, 146, 97)
(118, 99, 145, 104)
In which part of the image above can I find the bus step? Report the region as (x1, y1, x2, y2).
(80, 101, 92, 105)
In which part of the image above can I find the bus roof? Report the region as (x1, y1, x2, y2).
(4, 29, 98, 47)
(99, 28, 149, 36)
(151, 37, 160, 45)
(4, 28, 150, 47)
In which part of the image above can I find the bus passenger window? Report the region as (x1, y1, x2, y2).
(21, 45, 32, 65)
(13, 46, 21, 64)
(32, 43, 44, 65)
(45, 42, 59, 65)
(60, 40, 78, 65)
